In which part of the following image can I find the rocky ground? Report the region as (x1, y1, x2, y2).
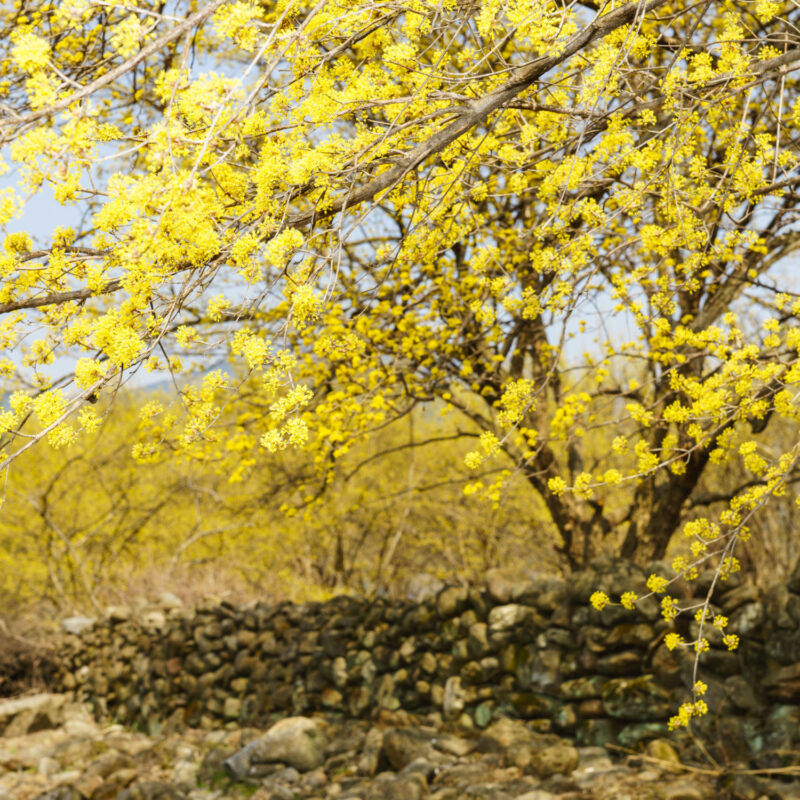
(2, 694, 800, 800)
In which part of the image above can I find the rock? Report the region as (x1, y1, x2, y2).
(358, 726, 384, 776)
(437, 586, 469, 618)
(719, 585, 760, 613)
(38, 756, 60, 776)
(224, 717, 328, 777)
(468, 623, 491, 659)
(142, 611, 166, 630)
(617, 721, 670, 748)
(223, 697, 242, 719)
(645, 738, 681, 766)
(488, 605, 533, 633)
(382, 727, 434, 770)
(729, 602, 764, 636)
(33, 789, 83, 800)
(764, 663, 800, 702)
(443, 676, 466, 721)
(171, 760, 198, 790)
(663, 780, 711, 800)
(105, 605, 132, 623)
(530, 744, 579, 778)
(432, 733, 475, 757)
(83, 750, 137, 780)
(0, 693, 67, 737)
(61, 616, 96, 635)
(365, 774, 426, 800)
(157, 592, 183, 609)
(559, 676, 606, 700)
(462, 785, 514, 800)
(401, 756, 437, 781)
(725, 774, 776, 800)
(474, 701, 493, 728)
(485, 569, 514, 604)
(788, 553, 800, 594)
(571, 747, 614, 781)
(198, 747, 235, 784)
(407, 574, 445, 603)
(509, 691, 560, 718)
(478, 717, 537, 751)
(115, 782, 186, 800)
(601, 675, 670, 721)
(725, 674, 764, 714)
(596, 650, 642, 676)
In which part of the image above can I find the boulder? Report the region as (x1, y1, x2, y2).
(223, 717, 328, 777)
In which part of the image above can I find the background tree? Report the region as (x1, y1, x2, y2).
(2, 0, 800, 610)
(0, 393, 558, 614)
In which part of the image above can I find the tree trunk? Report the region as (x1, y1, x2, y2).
(620, 449, 711, 565)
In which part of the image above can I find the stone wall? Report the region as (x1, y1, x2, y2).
(56, 557, 800, 766)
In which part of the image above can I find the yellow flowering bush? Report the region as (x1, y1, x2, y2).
(1, 0, 800, 732)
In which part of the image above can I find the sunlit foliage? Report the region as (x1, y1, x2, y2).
(3, 0, 800, 727)
(0, 394, 557, 612)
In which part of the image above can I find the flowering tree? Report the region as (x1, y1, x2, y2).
(3, 0, 800, 726)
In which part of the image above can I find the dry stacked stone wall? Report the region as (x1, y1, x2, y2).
(56, 557, 800, 766)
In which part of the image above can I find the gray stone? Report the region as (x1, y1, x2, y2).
(530, 744, 579, 778)
(142, 610, 166, 630)
(725, 674, 764, 714)
(223, 716, 328, 776)
(358, 726, 384, 776)
(115, 783, 186, 800)
(477, 717, 539, 752)
(366, 774, 426, 800)
(407, 574, 445, 602)
(61, 616, 96, 635)
(443, 676, 466, 721)
(463, 785, 514, 800)
(645, 738, 681, 765)
(488, 605, 533, 633)
(663, 780, 712, 800)
(572, 746, 614, 780)
(0, 693, 67, 737)
(382, 727, 434, 770)
(486, 569, 515, 604)
(33, 789, 83, 800)
(728, 602, 763, 636)
(601, 675, 670, 721)
(764, 663, 800, 702)
(156, 591, 183, 609)
(437, 586, 469, 618)
(473, 701, 494, 728)
(719, 585, 760, 613)
(105, 605, 132, 623)
(468, 623, 491, 659)
(223, 697, 242, 719)
(432, 733, 475, 757)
